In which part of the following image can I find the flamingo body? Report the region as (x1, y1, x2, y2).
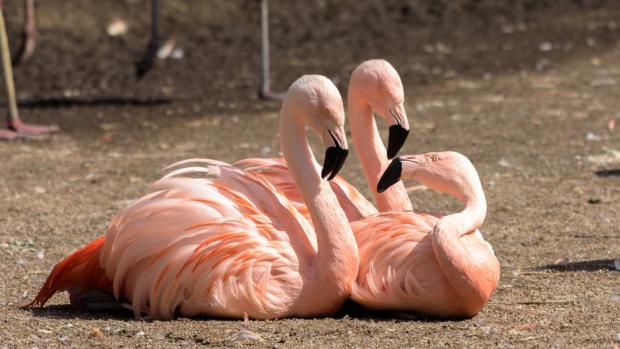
(352, 212, 498, 317)
(27, 75, 359, 320)
(31, 163, 312, 319)
(351, 152, 500, 317)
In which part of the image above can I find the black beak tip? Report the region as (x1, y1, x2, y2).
(387, 125, 410, 159)
(377, 157, 403, 193)
(320, 162, 332, 179)
(322, 147, 349, 181)
(328, 148, 348, 180)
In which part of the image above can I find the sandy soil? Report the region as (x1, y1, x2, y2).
(0, 1, 619, 348)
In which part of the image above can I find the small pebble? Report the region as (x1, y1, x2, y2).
(553, 257, 571, 266)
(586, 132, 602, 141)
(90, 326, 103, 338)
(260, 146, 272, 157)
(539, 42, 553, 52)
(234, 328, 264, 342)
(171, 49, 184, 60)
(107, 17, 128, 37)
(498, 158, 513, 168)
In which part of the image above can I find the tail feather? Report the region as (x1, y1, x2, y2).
(24, 236, 113, 308)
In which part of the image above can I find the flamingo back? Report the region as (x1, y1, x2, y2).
(30, 159, 323, 320)
(236, 157, 377, 222)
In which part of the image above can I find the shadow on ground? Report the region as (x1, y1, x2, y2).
(537, 258, 618, 272)
(14, 97, 173, 109)
(594, 169, 620, 177)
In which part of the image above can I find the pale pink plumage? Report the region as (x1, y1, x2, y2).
(27, 75, 359, 320)
(235, 157, 376, 221)
(238, 59, 413, 222)
(351, 152, 500, 317)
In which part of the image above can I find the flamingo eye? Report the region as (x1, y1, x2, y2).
(430, 154, 439, 162)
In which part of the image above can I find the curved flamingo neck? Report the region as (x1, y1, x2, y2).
(448, 177, 487, 235)
(430, 171, 497, 316)
(279, 101, 359, 306)
(347, 94, 412, 212)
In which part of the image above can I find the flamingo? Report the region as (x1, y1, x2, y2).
(25, 75, 359, 320)
(10, 0, 35, 65)
(0, 0, 281, 140)
(0, 0, 57, 140)
(7, 0, 282, 98)
(350, 152, 500, 317)
(236, 59, 412, 221)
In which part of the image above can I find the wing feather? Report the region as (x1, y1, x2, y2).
(237, 157, 378, 222)
(97, 159, 312, 319)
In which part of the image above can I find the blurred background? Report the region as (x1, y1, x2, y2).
(4, 0, 619, 109)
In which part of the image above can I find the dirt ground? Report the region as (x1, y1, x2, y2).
(0, 1, 619, 348)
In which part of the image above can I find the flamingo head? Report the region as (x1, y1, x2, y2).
(349, 59, 410, 159)
(284, 75, 349, 180)
(377, 151, 482, 205)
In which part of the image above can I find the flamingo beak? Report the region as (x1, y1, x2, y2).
(321, 129, 349, 180)
(386, 106, 410, 159)
(387, 125, 409, 159)
(377, 157, 402, 193)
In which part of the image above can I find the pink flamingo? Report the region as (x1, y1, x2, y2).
(0, 0, 57, 140)
(236, 59, 412, 221)
(350, 152, 500, 317)
(8, 0, 282, 99)
(26, 75, 359, 320)
(0, 0, 281, 140)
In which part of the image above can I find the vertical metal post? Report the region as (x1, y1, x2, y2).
(151, 0, 159, 43)
(260, 0, 270, 94)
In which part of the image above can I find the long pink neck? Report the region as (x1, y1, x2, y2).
(279, 102, 359, 312)
(430, 178, 499, 316)
(348, 94, 412, 212)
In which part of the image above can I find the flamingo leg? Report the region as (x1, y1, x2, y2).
(258, 0, 282, 100)
(136, 0, 160, 79)
(12, 0, 36, 65)
(0, 2, 57, 140)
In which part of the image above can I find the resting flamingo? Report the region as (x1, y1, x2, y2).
(236, 59, 412, 221)
(350, 152, 500, 317)
(26, 75, 359, 320)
